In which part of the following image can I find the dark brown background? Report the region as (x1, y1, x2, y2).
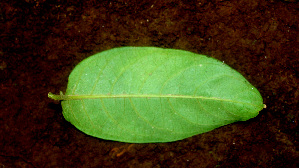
(1, 0, 298, 167)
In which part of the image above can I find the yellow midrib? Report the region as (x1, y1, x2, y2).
(50, 92, 228, 100)
(48, 92, 260, 107)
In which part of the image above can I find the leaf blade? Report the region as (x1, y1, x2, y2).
(51, 47, 264, 143)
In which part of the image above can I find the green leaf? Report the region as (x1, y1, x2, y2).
(48, 47, 264, 143)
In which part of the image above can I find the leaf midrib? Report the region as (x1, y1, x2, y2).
(62, 94, 227, 100)
(64, 94, 259, 107)
(49, 92, 261, 109)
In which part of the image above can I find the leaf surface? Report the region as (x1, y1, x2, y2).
(48, 47, 264, 143)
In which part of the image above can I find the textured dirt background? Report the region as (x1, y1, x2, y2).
(0, 0, 298, 167)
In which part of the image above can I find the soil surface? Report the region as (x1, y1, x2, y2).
(1, 0, 298, 167)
